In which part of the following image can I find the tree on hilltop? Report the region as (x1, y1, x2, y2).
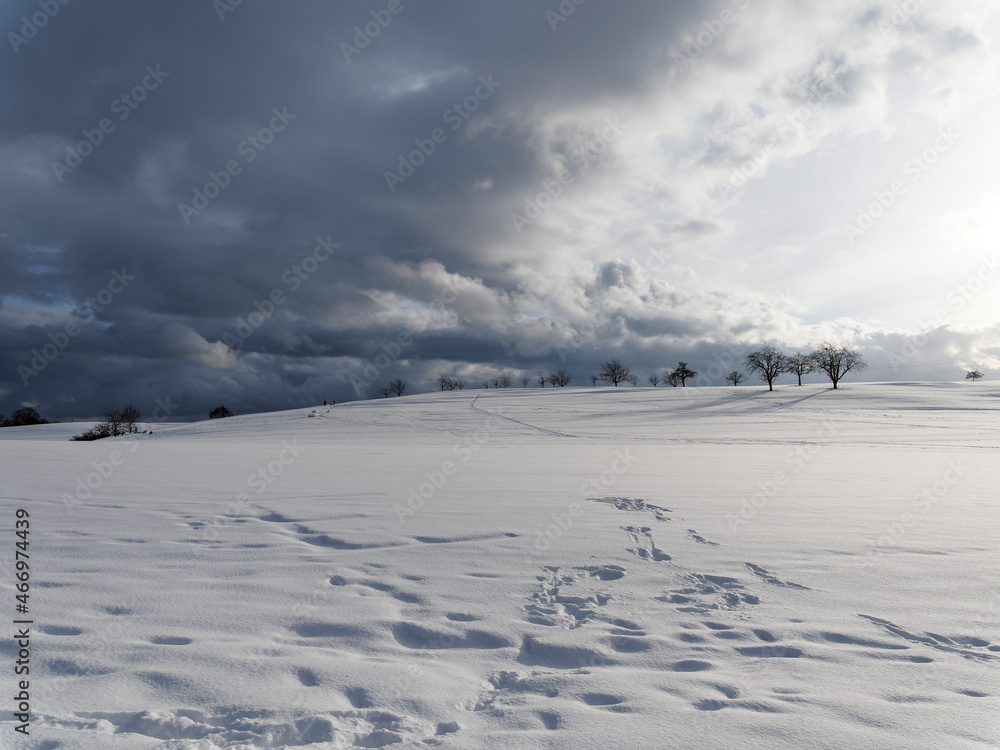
(810, 343, 866, 389)
(785, 353, 815, 386)
(745, 345, 787, 391)
(598, 359, 631, 386)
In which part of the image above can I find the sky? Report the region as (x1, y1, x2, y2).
(2, 0, 999, 420)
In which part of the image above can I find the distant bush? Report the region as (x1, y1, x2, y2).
(71, 404, 141, 441)
(72, 425, 113, 441)
(966, 370, 984, 382)
(209, 406, 233, 419)
(2, 407, 49, 428)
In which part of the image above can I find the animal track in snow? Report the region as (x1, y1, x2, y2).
(148, 636, 192, 646)
(523, 566, 620, 629)
(355, 580, 424, 605)
(858, 614, 1000, 661)
(658, 573, 758, 614)
(467, 669, 560, 712)
(62, 707, 439, 747)
(297, 668, 319, 687)
(590, 496, 671, 521)
(744, 563, 810, 590)
(623, 526, 671, 562)
(687, 529, 719, 546)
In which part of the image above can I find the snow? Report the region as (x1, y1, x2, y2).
(1, 382, 999, 749)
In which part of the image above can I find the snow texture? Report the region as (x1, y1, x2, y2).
(1, 382, 999, 748)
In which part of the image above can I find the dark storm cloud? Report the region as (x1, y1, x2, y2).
(0, 0, 713, 417)
(0, 1, 993, 419)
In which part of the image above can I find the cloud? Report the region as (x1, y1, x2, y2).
(1, 1, 997, 418)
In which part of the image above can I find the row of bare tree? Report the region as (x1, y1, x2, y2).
(590, 360, 697, 387)
(734, 343, 866, 390)
(378, 343, 873, 399)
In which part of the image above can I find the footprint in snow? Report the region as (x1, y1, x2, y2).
(623, 526, 671, 562)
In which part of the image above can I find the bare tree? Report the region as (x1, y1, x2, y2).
(491, 377, 501, 388)
(437, 377, 465, 391)
(121, 404, 141, 433)
(500, 374, 513, 388)
(538, 374, 547, 387)
(389, 378, 408, 397)
(745, 345, 787, 391)
(588, 374, 599, 386)
(785, 353, 815, 386)
(967, 369, 985, 381)
(627, 373, 639, 386)
(481, 381, 490, 389)
(377, 384, 392, 398)
(810, 343, 867, 389)
(598, 359, 631, 386)
(725, 371, 746, 386)
(549, 368, 572, 387)
(647, 373, 661, 387)
(673, 362, 697, 387)
(103, 407, 125, 436)
(4, 407, 48, 427)
(665, 370, 680, 387)
(521, 376, 531, 388)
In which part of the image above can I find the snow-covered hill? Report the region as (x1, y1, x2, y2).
(2, 383, 998, 748)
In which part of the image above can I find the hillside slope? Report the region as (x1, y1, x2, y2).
(1, 383, 998, 748)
